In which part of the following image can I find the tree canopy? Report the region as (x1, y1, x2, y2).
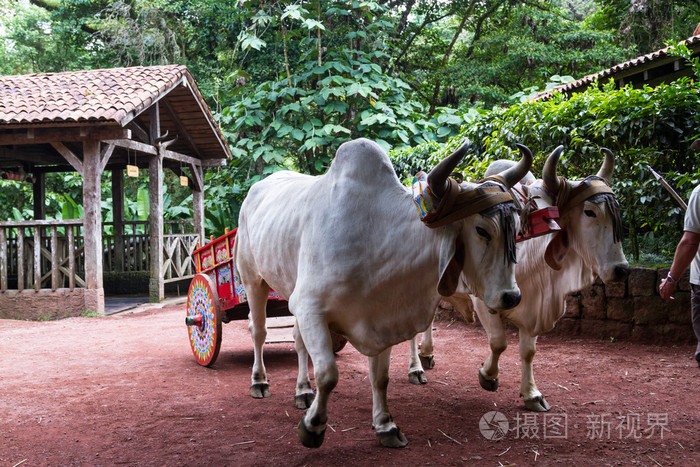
(2, 0, 699, 260)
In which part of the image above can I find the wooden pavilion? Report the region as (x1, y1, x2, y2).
(0, 65, 231, 318)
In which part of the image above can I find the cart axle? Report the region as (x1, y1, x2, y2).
(186, 314, 203, 327)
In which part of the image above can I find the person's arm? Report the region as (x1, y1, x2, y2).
(660, 230, 700, 300)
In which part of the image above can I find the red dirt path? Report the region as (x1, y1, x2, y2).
(1, 303, 699, 466)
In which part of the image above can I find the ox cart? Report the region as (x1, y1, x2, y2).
(184, 228, 348, 366)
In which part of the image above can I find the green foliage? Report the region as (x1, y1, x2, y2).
(404, 1, 636, 110)
(390, 78, 700, 262)
(2, 0, 700, 249)
(61, 194, 83, 219)
(592, 0, 700, 54)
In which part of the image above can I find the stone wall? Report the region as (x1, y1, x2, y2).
(438, 267, 695, 345)
(552, 267, 695, 344)
(0, 287, 105, 320)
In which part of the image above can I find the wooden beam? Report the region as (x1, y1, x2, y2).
(99, 141, 116, 172)
(0, 227, 6, 291)
(51, 142, 84, 175)
(149, 102, 160, 146)
(202, 159, 227, 167)
(0, 219, 84, 227)
(33, 172, 46, 220)
(126, 120, 149, 143)
(179, 75, 231, 158)
(112, 169, 125, 272)
(193, 166, 205, 243)
(162, 97, 203, 158)
(163, 149, 201, 167)
(0, 127, 131, 146)
(149, 150, 164, 303)
(112, 138, 158, 156)
(33, 220, 41, 290)
(190, 163, 203, 192)
(82, 139, 104, 290)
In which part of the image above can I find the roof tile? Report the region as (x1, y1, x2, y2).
(0, 65, 186, 125)
(534, 35, 700, 101)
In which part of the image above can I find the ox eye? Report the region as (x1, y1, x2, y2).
(476, 226, 491, 241)
(584, 210, 596, 218)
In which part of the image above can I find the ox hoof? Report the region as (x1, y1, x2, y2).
(295, 392, 315, 410)
(297, 417, 325, 448)
(408, 370, 427, 385)
(250, 382, 271, 399)
(419, 354, 435, 369)
(524, 395, 551, 412)
(376, 426, 408, 448)
(478, 370, 499, 392)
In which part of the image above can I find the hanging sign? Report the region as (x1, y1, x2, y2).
(180, 175, 189, 187)
(126, 164, 139, 177)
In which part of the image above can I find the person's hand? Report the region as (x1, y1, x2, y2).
(659, 277, 676, 300)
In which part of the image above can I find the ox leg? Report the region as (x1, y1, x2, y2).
(418, 324, 435, 369)
(247, 284, 271, 399)
(407, 335, 427, 385)
(293, 320, 315, 409)
(519, 331, 550, 412)
(476, 305, 507, 392)
(371, 348, 408, 448)
(295, 314, 338, 448)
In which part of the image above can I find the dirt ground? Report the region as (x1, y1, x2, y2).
(1, 302, 699, 467)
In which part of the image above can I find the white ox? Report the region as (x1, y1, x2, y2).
(407, 146, 629, 411)
(234, 138, 532, 448)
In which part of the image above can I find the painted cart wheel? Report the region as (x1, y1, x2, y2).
(186, 274, 222, 367)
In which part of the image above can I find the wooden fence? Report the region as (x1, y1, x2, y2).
(0, 219, 200, 293)
(0, 220, 85, 292)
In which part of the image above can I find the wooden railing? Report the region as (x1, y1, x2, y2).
(163, 221, 199, 283)
(0, 220, 85, 292)
(103, 220, 199, 281)
(103, 221, 150, 272)
(0, 219, 201, 293)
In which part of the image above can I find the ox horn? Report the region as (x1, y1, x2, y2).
(596, 147, 615, 182)
(428, 138, 471, 198)
(498, 143, 534, 189)
(542, 145, 565, 195)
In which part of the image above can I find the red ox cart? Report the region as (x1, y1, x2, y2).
(184, 228, 347, 366)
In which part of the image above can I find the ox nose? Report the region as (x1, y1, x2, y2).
(501, 291, 521, 309)
(613, 264, 630, 282)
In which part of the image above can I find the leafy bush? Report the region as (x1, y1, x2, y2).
(389, 78, 700, 262)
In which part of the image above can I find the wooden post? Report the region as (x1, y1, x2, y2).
(33, 172, 46, 220)
(193, 167, 205, 246)
(68, 224, 75, 291)
(17, 227, 24, 291)
(50, 225, 58, 290)
(82, 139, 105, 314)
(0, 227, 6, 291)
(33, 226, 41, 290)
(149, 150, 164, 302)
(112, 169, 125, 272)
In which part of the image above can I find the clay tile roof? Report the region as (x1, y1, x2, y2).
(533, 35, 700, 101)
(0, 65, 187, 125)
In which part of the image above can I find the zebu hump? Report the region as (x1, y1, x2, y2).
(328, 138, 401, 186)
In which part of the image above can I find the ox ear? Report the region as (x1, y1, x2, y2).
(544, 229, 570, 271)
(438, 227, 465, 296)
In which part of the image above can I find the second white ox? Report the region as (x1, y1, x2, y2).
(408, 146, 629, 411)
(234, 137, 532, 448)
